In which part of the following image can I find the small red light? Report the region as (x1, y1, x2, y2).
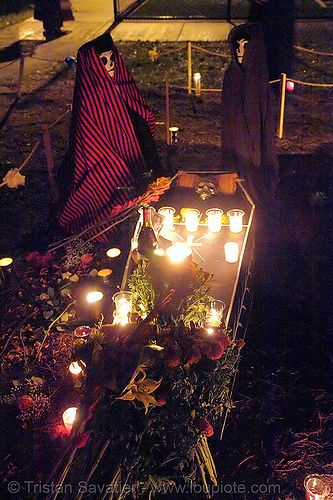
(286, 81, 295, 92)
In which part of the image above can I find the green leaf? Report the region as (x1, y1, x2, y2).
(43, 310, 53, 319)
(60, 312, 69, 323)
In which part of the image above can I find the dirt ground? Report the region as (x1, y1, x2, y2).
(0, 25, 333, 500)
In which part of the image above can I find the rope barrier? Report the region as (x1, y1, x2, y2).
(0, 60, 16, 69)
(169, 84, 188, 90)
(170, 77, 333, 92)
(31, 56, 65, 63)
(157, 45, 186, 57)
(288, 78, 333, 88)
(191, 44, 230, 58)
(293, 45, 333, 57)
(0, 108, 71, 189)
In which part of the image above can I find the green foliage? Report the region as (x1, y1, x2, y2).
(128, 261, 155, 318)
(178, 266, 215, 327)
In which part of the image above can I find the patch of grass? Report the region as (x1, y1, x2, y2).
(0, 3, 34, 31)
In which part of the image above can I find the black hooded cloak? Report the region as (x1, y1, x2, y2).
(220, 23, 279, 204)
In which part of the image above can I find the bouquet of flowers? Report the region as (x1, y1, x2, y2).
(49, 255, 244, 499)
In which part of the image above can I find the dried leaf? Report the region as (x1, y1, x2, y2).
(3, 168, 25, 188)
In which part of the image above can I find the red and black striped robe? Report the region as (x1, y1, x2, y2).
(57, 35, 156, 241)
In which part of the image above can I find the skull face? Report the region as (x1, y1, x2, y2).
(100, 50, 115, 77)
(236, 39, 248, 64)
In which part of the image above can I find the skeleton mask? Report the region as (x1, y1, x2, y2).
(236, 39, 248, 64)
(100, 50, 115, 77)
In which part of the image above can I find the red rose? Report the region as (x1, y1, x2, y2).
(156, 391, 167, 406)
(202, 333, 230, 359)
(217, 331, 230, 350)
(17, 395, 33, 410)
(196, 417, 214, 437)
(185, 346, 201, 365)
(25, 251, 40, 264)
(49, 424, 68, 440)
(236, 339, 245, 350)
(81, 253, 93, 264)
(76, 432, 90, 448)
(25, 251, 53, 268)
(38, 251, 53, 268)
(201, 339, 225, 360)
(163, 342, 182, 368)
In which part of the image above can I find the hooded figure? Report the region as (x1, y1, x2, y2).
(57, 33, 163, 242)
(34, 0, 63, 39)
(220, 23, 279, 204)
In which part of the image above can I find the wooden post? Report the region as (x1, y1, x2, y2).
(16, 54, 24, 99)
(165, 79, 170, 145)
(43, 126, 59, 203)
(187, 41, 192, 94)
(277, 73, 287, 139)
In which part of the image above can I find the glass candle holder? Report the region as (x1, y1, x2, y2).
(169, 126, 179, 144)
(304, 474, 331, 500)
(227, 209, 245, 233)
(0, 257, 14, 286)
(69, 360, 86, 375)
(0, 257, 13, 267)
(193, 72, 201, 96)
(224, 242, 239, 263)
(205, 300, 225, 327)
(183, 208, 200, 233)
(98, 268, 112, 284)
(206, 208, 223, 233)
(158, 206, 175, 231)
(112, 291, 133, 325)
(86, 291, 104, 304)
(166, 242, 192, 262)
(62, 407, 78, 435)
(74, 325, 91, 338)
(106, 247, 121, 258)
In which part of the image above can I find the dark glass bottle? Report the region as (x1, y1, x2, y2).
(137, 205, 158, 259)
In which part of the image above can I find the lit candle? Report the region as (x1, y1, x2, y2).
(304, 474, 331, 500)
(69, 360, 86, 375)
(206, 208, 223, 233)
(183, 208, 200, 232)
(86, 291, 104, 303)
(286, 80, 295, 92)
(166, 242, 192, 262)
(205, 300, 225, 327)
(62, 407, 78, 435)
(74, 325, 91, 338)
(158, 206, 175, 231)
(106, 247, 121, 258)
(227, 209, 245, 233)
(0, 257, 13, 267)
(224, 242, 239, 263)
(112, 291, 133, 325)
(193, 72, 201, 96)
(169, 126, 179, 144)
(0, 257, 14, 285)
(97, 268, 112, 284)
